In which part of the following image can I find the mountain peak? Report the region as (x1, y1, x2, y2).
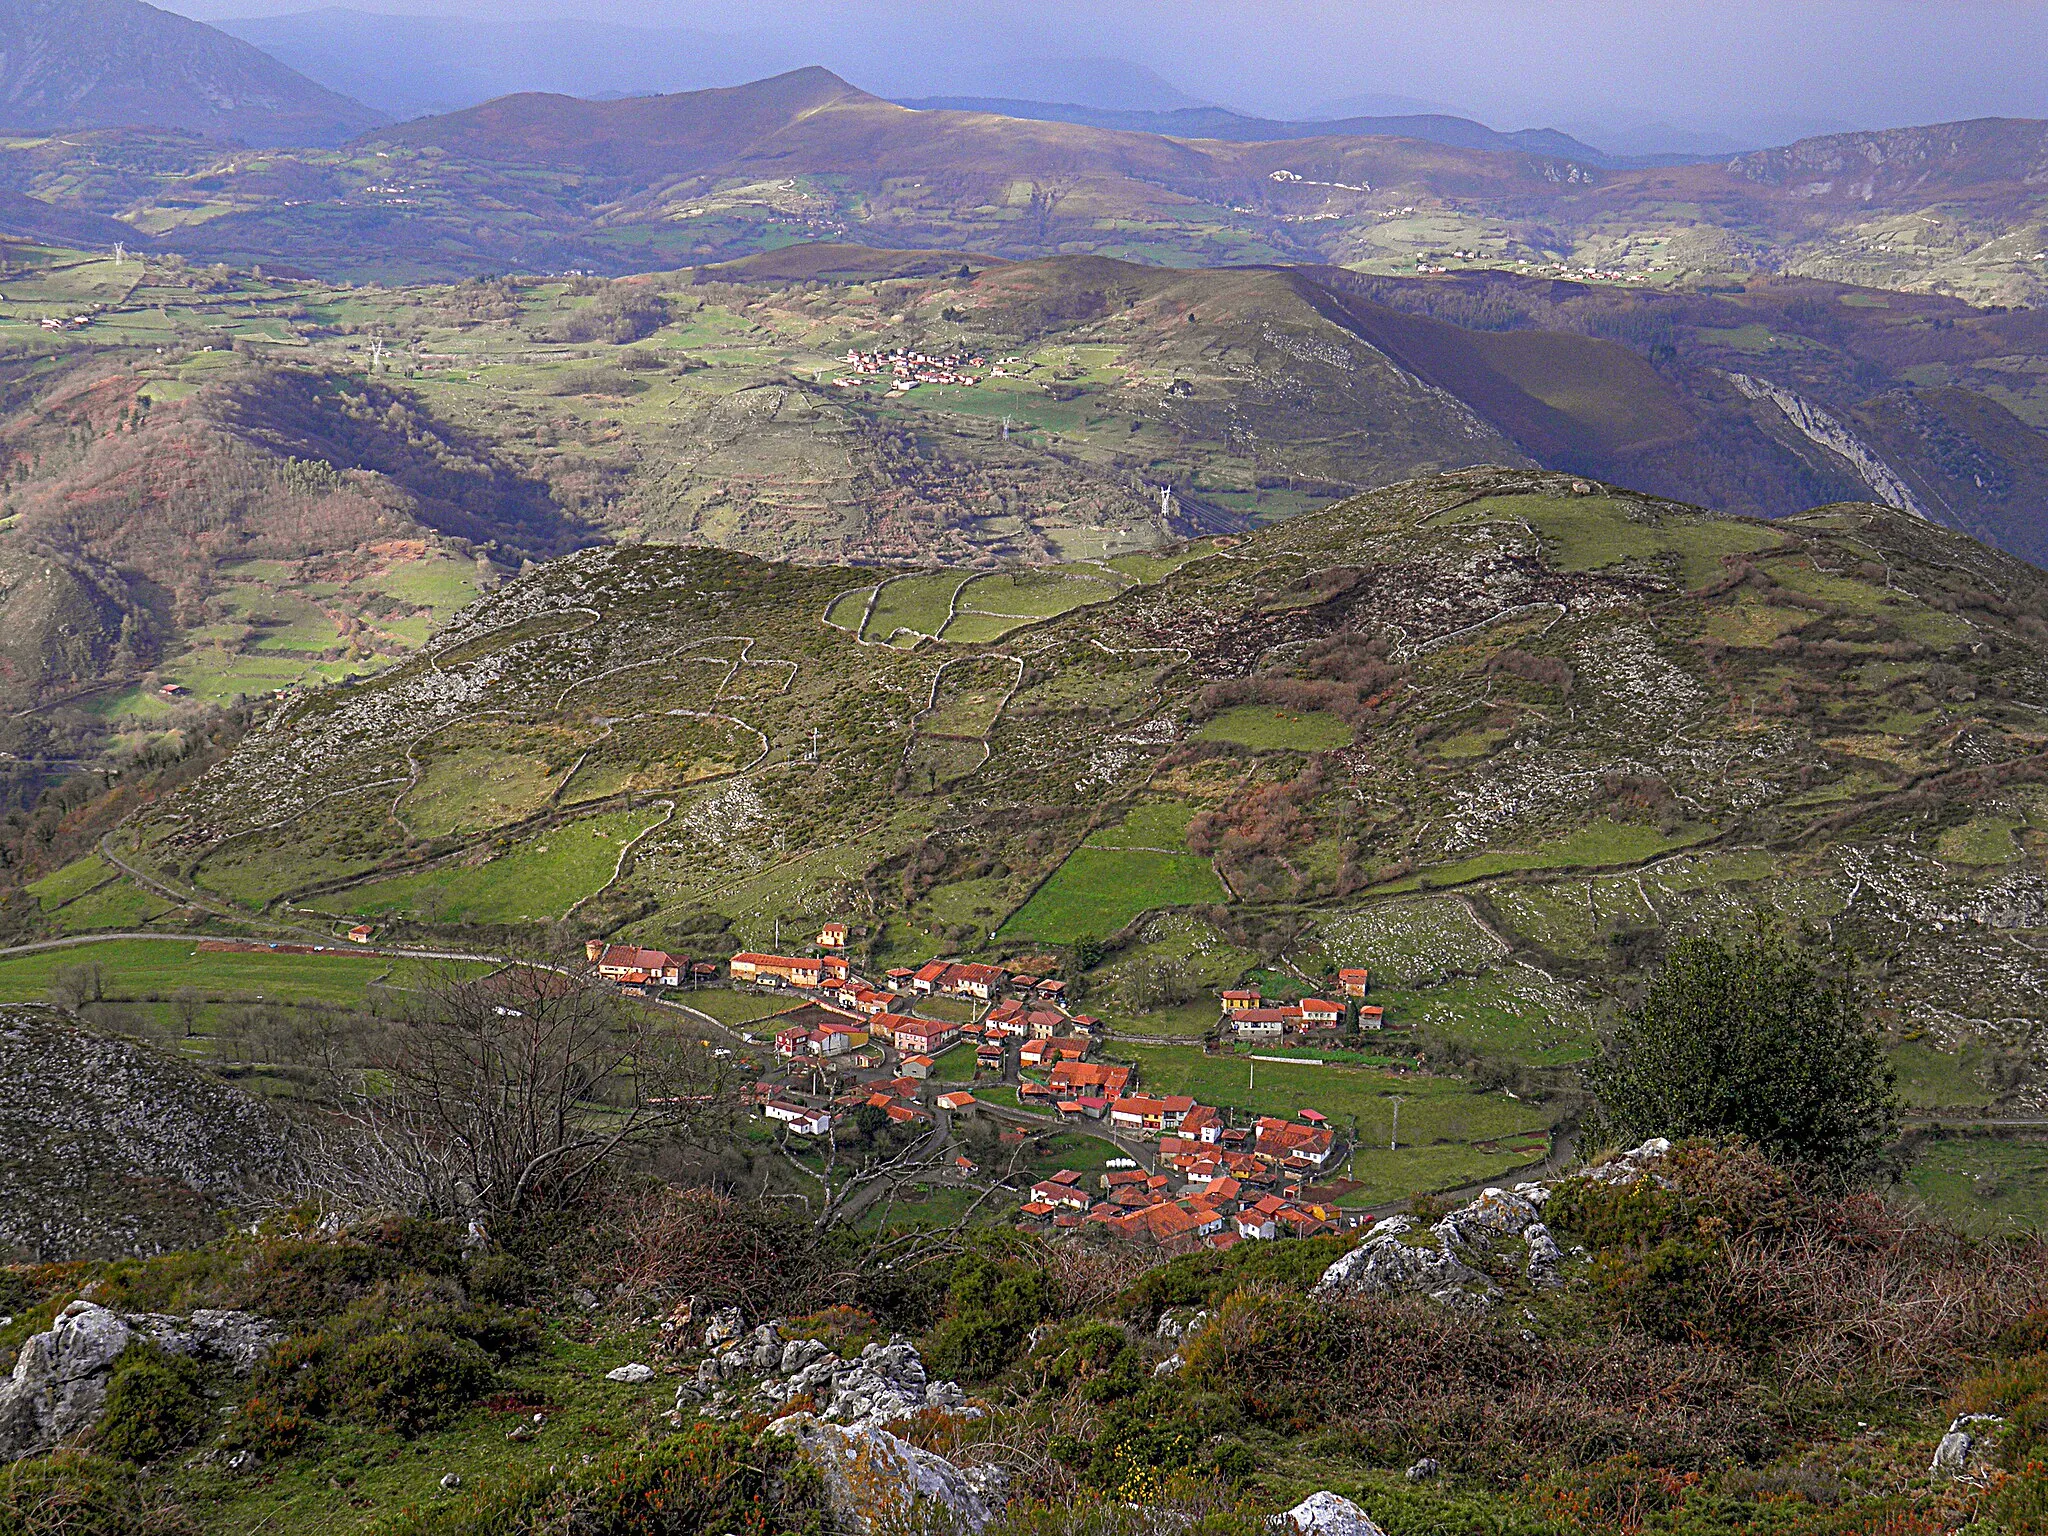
(0, 0, 384, 145)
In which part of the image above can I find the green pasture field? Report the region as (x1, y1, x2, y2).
(1116, 1042, 1552, 1144)
(51, 879, 179, 933)
(937, 612, 1026, 644)
(1336, 1138, 1554, 1208)
(999, 847, 1225, 943)
(929, 1041, 980, 1080)
(27, 855, 118, 911)
(1437, 494, 1783, 587)
(1086, 801, 1197, 850)
(863, 572, 969, 645)
(953, 569, 1125, 619)
(1103, 544, 1220, 582)
(824, 587, 874, 630)
(318, 806, 664, 924)
(0, 938, 428, 1007)
(1905, 1135, 2048, 1235)
(1195, 704, 1355, 751)
(1403, 820, 1707, 890)
(1373, 971, 1596, 1066)
(398, 747, 565, 838)
(1889, 1041, 1999, 1110)
(675, 989, 805, 1029)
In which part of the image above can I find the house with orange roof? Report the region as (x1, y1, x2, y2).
(900, 1053, 936, 1079)
(936, 1090, 977, 1113)
(1336, 967, 1370, 999)
(730, 952, 824, 988)
(1298, 998, 1342, 1030)
(1221, 988, 1261, 1013)
(817, 922, 849, 949)
(588, 942, 684, 986)
(1253, 1115, 1338, 1172)
(1232, 1006, 1300, 1039)
(1049, 1060, 1132, 1097)
(892, 1017, 960, 1055)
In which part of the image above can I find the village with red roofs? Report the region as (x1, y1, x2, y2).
(582, 921, 1420, 1254)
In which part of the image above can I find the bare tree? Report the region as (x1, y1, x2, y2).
(325, 959, 738, 1218)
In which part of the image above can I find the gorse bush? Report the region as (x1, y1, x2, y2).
(253, 1275, 536, 1436)
(92, 1344, 206, 1463)
(923, 1256, 1053, 1382)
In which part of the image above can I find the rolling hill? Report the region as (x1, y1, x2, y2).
(3, 66, 2048, 309)
(89, 469, 2048, 1115)
(0, 0, 384, 145)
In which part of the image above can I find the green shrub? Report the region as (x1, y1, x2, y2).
(333, 1328, 496, 1436)
(92, 1346, 206, 1464)
(362, 1218, 466, 1277)
(219, 1395, 310, 1460)
(0, 1450, 192, 1536)
(1119, 1236, 1352, 1322)
(378, 1421, 827, 1536)
(1030, 1322, 1141, 1403)
(462, 1252, 530, 1307)
(923, 1256, 1053, 1382)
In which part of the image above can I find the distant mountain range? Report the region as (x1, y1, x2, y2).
(889, 98, 1681, 167)
(0, 0, 381, 145)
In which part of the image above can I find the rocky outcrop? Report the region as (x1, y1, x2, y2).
(0, 1300, 280, 1461)
(683, 1320, 976, 1434)
(1723, 373, 1928, 519)
(0, 1006, 294, 1263)
(769, 1412, 1005, 1535)
(1313, 1140, 1674, 1306)
(1278, 1491, 1388, 1536)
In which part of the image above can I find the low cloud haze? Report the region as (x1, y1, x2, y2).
(180, 1, 2048, 153)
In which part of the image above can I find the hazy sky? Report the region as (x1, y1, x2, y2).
(172, 1, 2048, 152)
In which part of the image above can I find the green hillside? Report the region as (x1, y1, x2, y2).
(97, 469, 2047, 1112)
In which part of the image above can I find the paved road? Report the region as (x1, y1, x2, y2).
(0, 931, 505, 965)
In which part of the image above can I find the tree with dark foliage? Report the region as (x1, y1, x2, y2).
(1584, 934, 1897, 1183)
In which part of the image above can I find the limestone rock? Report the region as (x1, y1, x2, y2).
(1522, 1224, 1564, 1290)
(1311, 1141, 1677, 1308)
(1405, 1457, 1440, 1481)
(1310, 1225, 1491, 1304)
(0, 1301, 133, 1461)
(1278, 1491, 1388, 1536)
(605, 1363, 656, 1383)
(702, 1306, 744, 1350)
(769, 1412, 999, 1534)
(1433, 1188, 1540, 1254)
(0, 1299, 284, 1462)
(129, 1309, 282, 1373)
(1931, 1413, 2002, 1476)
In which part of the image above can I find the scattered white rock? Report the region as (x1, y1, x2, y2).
(605, 1363, 657, 1384)
(701, 1306, 744, 1350)
(1931, 1413, 2002, 1477)
(0, 1299, 284, 1462)
(1153, 1354, 1183, 1377)
(440, 1472, 463, 1491)
(1278, 1490, 1388, 1536)
(0, 1301, 134, 1461)
(770, 1412, 1000, 1534)
(1312, 1140, 1677, 1308)
(691, 1325, 976, 1435)
(1405, 1457, 1440, 1481)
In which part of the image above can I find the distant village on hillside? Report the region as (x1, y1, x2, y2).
(580, 922, 1415, 1254)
